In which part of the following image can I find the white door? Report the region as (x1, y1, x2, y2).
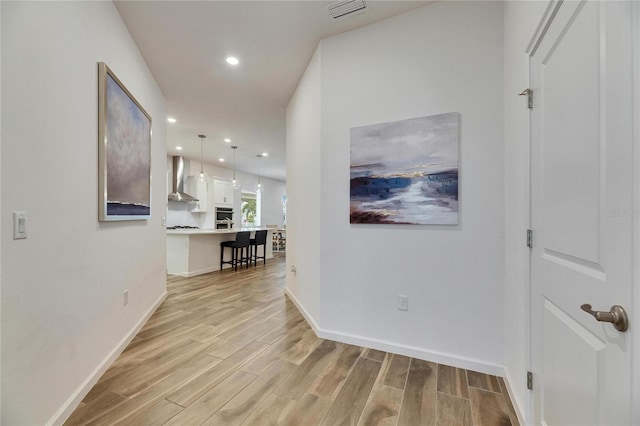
(530, 1, 634, 424)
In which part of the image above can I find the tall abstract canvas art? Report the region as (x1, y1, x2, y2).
(350, 112, 459, 225)
(98, 62, 152, 221)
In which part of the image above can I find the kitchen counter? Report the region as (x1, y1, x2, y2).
(167, 228, 274, 277)
(167, 227, 269, 235)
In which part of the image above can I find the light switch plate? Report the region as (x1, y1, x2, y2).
(398, 295, 409, 311)
(13, 211, 27, 240)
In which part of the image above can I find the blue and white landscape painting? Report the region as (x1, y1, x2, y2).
(350, 112, 459, 225)
(106, 73, 151, 217)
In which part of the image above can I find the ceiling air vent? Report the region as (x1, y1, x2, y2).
(328, 0, 368, 20)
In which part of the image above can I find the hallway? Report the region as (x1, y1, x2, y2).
(65, 254, 518, 425)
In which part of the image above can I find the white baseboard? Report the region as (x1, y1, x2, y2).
(319, 327, 504, 377)
(172, 266, 221, 277)
(503, 368, 526, 425)
(48, 291, 167, 426)
(284, 287, 503, 377)
(187, 266, 218, 277)
(284, 287, 320, 333)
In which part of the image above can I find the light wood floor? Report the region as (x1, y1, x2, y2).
(65, 253, 519, 426)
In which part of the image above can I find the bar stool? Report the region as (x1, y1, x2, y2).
(250, 230, 268, 266)
(220, 231, 251, 271)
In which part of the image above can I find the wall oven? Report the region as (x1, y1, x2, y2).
(215, 207, 234, 229)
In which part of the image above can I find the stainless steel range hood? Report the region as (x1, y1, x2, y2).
(168, 156, 198, 202)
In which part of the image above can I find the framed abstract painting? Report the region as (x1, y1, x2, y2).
(350, 112, 459, 225)
(98, 62, 152, 221)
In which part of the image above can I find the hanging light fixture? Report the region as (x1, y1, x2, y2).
(197, 134, 208, 184)
(231, 146, 240, 189)
(255, 154, 264, 193)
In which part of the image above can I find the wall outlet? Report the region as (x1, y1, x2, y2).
(161, 217, 166, 226)
(398, 295, 409, 311)
(123, 290, 129, 306)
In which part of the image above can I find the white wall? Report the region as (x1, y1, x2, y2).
(166, 156, 286, 229)
(503, 2, 550, 422)
(287, 1, 505, 372)
(1, 2, 167, 424)
(286, 47, 323, 324)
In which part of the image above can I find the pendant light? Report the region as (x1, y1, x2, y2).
(255, 154, 264, 193)
(197, 134, 208, 184)
(231, 146, 240, 189)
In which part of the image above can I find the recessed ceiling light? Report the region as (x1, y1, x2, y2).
(219, 158, 225, 162)
(176, 146, 183, 150)
(167, 117, 177, 123)
(262, 152, 269, 157)
(226, 56, 239, 65)
(224, 138, 231, 143)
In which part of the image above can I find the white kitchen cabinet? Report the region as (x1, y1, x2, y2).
(187, 176, 208, 212)
(213, 179, 234, 207)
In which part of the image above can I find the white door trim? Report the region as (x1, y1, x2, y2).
(523, 3, 559, 423)
(632, 1, 640, 424)
(526, 1, 562, 56)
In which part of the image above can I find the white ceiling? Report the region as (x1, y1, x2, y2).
(115, 0, 433, 181)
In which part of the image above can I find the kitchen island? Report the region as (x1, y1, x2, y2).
(167, 228, 274, 277)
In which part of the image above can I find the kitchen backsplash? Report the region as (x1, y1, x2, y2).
(167, 203, 203, 228)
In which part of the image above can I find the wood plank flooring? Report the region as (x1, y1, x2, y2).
(65, 253, 519, 426)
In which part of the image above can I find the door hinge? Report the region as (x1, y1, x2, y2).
(527, 371, 533, 390)
(527, 229, 533, 248)
(518, 88, 533, 109)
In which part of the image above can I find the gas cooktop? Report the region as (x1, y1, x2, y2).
(167, 226, 200, 230)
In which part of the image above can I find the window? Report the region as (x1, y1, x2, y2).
(240, 191, 261, 226)
(282, 195, 287, 227)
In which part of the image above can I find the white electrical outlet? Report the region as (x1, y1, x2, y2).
(123, 290, 129, 306)
(161, 217, 166, 226)
(398, 295, 409, 311)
